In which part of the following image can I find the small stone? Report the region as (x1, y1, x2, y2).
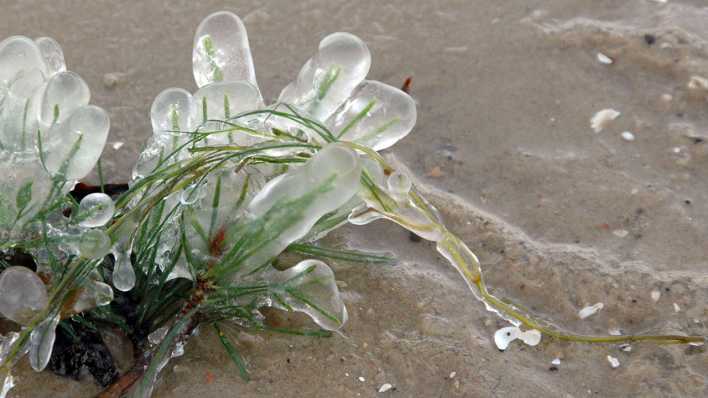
(687, 76, 708, 91)
(607, 355, 620, 368)
(111, 141, 124, 150)
(551, 358, 561, 366)
(673, 303, 681, 312)
(358, 376, 365, 382)
(619, 344, 632, 352)
(449, 371, 456, 379)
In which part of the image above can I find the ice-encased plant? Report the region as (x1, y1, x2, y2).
(0, 35, 113, 395)
(0, 11, 704, 398)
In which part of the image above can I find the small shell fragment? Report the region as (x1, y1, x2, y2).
(621, 131, 635, 141)
(493, 326, 542, 350)
(673, 303, 681, 312)
(551, 358, 561, 366)
(519, 329, 542, 346)
(687, 76, 708, 91)
(597, 52, 613, 64)
(650, 290, 661, 302)
(449, 372, 456, 379)
(613, 229, 629, 238)
(578, 303, 604, 319)
(591, 109, 621, 133)
(378, 383, 394, 393)
(619, 344, 632, 352)
(607, 355, 620, 368)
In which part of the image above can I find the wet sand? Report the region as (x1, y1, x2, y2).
(2, 0, 707, 397)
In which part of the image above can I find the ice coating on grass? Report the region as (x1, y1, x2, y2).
(0, 267, 48, 325)
(77, 229, 112, 258)
(34, 37, 66, 76)
(267, 259, 347, 330)
(235, 143, 362, 275)
(43, 105, 110, 180)
(72, 279, 114, 313)
(279, 32, 371, 122)
(77, 192, 115, 228)
(193, 80, 263, 121)
(193, 11, 258, 90)
(39, 71, 90, 126)
(327, 80, 417, 150)
(28, 312, 59, 371)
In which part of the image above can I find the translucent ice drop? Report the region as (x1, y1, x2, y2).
(0, 266, 48, 325)
(192, 11, 259, 90)
(34, 37, 66, 76)
(0, 36, 47, 83)
(43, 105, 110, 180)
(150, 87, 196, 136)
(279, 32, 371, 122)
(76, 192, 114, 228)
(29, 313, 60, 371)
(39, 71, 90, 126)
(268, 259, 347, 330)
(193, 80, 263, 121)
(112, 247, 136, 292)
(327, 80, 416, 151)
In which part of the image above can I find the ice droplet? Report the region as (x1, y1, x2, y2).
(386, 171, 412, 201)
(72, 280, 113, 313)
(192, 11, 258, 90)
(0, 36, 47, 83)
(39, 71, 90, 126)
(279, 32, 371, 122)
(268, 259, 348, 330)
(35, 37, 66, 76)
(29, 312, 60, 371)
(328, 80, 416, 150)
(77, 193, 114, 228)
(112, 248, 136, 292)
(43, 105, 110, 180)
(150, 87, 196, 137)
(0, 266, 48, 325)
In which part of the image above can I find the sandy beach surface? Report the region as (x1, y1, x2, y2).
(1, 0, 707, 396)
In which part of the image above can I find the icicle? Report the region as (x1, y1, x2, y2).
(29, 312, 60, 371)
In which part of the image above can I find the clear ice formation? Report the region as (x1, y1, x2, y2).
(28, 312, 60, 371)
(0, 266, 48, 325)
(266, 259, 347, 330)
(77, 192, 115, 228)
(0, 35, 110, 232)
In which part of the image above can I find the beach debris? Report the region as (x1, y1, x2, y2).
(609, 328, 622, 336)
(378, 383, 394, 393)
(590, 109, 620, 133)
(650, 290, 661, 302)
(551, 358, 561, 366)
(607, 355, 620, 368)
(673, 303, 681, 312)
(111, 141, 124, 150)
(621, 131, 635, 141)
(596, 52, 613, 64)
(358, 376, 366, 382)
(494, 326, 542, 350)
(578, 302, 604, 319)
(612, 229, 629, 238)
(619, 343, 632, 352)
(449, 371, 456, 379)
(687, 76, 708, 91)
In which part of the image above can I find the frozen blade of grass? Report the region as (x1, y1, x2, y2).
(286, 243, 395, 265)
(213, 323, 249, 381)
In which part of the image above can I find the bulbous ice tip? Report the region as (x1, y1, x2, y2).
(193, 11, 258, 90)
(0, 266, 48, 325)
(150, 87, 196, 135)
(77, 192, 115, 228)
(40, 71, 91, 126)
(0, 35, 48, 83)
(35, 36, 66, 76)
(193, 80, 263, 121)
(43, 105, 110, 180)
